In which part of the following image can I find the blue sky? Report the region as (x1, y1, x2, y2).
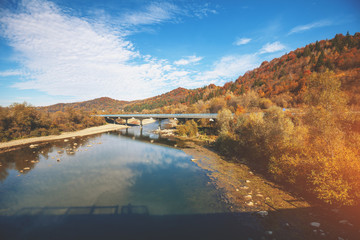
(0, 0, 359, 106)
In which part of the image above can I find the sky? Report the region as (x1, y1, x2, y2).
(0, 0, 359, 107)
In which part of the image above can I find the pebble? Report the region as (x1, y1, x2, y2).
(246, 201, 254, 206)
(191, 159, 197, 161)
(64, 139, 69, 142)
(244, 195, 252, 201)
(310, 222, 320, 228)
(57, 159, 60, 162)
(257, 211, 268, 217)
(87, 145, 92, 147)
(29, 144, 38, 149)
(339, 220, 353, 227)
(240, 186, 249, 190)
(338, 237, 344, 240)
(246, 180, 251, 183)
(23, 167, 30, 170)
(74, 143, 78, 146)
(236, 189, 239, 192)
(256, 194, 264, 197)
(265, 231, 272, 236)
(150, 140, 154, 143)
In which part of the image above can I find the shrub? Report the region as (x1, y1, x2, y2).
(176, 120, 198, 137)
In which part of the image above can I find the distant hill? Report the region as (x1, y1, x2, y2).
(40, 32, 360, 113)
(39, 97, 129, 113)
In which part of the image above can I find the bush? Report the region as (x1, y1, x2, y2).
(176, 120, 198, 137)
(259, 98, 273, 109)
(49, 128, 61, 135)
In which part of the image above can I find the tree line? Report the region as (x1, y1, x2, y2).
(0, 104, 105, 142)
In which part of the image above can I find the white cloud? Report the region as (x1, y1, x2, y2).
(119, 2, 217, 29)
(174, 55, 203, 65)
(0, 0, 201, 101)
(191, 3, 218, 19)
(259, 41, 286, 54)
(288, 20, 332, 35)
(234, 38, 251, 46)
(120, 2, 181, 26)
(195, 54, 259, 85)
(0, 70, 23, 77)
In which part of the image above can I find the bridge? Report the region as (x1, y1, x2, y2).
(96, 113, 218, 128)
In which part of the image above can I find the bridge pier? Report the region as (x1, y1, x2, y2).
(125, 118, 128, 126)
(140, 119, 143, 128)
(158, 119, 162, 130)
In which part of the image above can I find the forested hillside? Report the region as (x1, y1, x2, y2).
(124, 32, 360, 113)
(39, 97, 129, 113)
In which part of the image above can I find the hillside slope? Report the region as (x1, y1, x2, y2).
(40, 97, 129, 113)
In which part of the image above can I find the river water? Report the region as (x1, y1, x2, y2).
(0, 122, 263, 239)
(0, 122, 228, 215)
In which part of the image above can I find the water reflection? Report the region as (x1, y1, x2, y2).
(0, 123, 228, 216)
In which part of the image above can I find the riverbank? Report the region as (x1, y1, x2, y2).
(0, 119, 155, 153)
(181, 140, 359, 240)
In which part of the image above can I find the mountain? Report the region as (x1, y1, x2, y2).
(123, 87, 193, 112)
(223, 32, 360, 108)
(39, 97, 129, 113)
(127, 32, 360, 111)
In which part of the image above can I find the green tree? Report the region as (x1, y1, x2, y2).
(315, 50, 325, 71)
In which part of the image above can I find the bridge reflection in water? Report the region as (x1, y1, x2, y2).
(96, 113, 217, 128)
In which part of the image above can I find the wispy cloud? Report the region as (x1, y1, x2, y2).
(234, 38, 251, 46)
(174, 55, 203, 65)
(191, 3, 218, 19)
(288, 20, 333, 35)
(120, 2, 181, 26)
(259, 41, 286, 54)
(0, 70, 23, 77)
(0, 0, 204, 101)
(119, 1, 217, 29)
(195, 54, 259, 85)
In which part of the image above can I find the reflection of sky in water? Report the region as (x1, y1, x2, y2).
(0, 129, 228, 215)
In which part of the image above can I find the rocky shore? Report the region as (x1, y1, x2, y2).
(181, 141, 359, 240)
(0, 119, 155, 153)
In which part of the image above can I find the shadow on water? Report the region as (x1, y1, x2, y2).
(1, 206, 358, 240)
(0, 204, 264, 240)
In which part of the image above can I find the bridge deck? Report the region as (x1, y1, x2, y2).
(96, 113, 218, 119)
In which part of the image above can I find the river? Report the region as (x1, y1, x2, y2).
(0, 121, 263, 239)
